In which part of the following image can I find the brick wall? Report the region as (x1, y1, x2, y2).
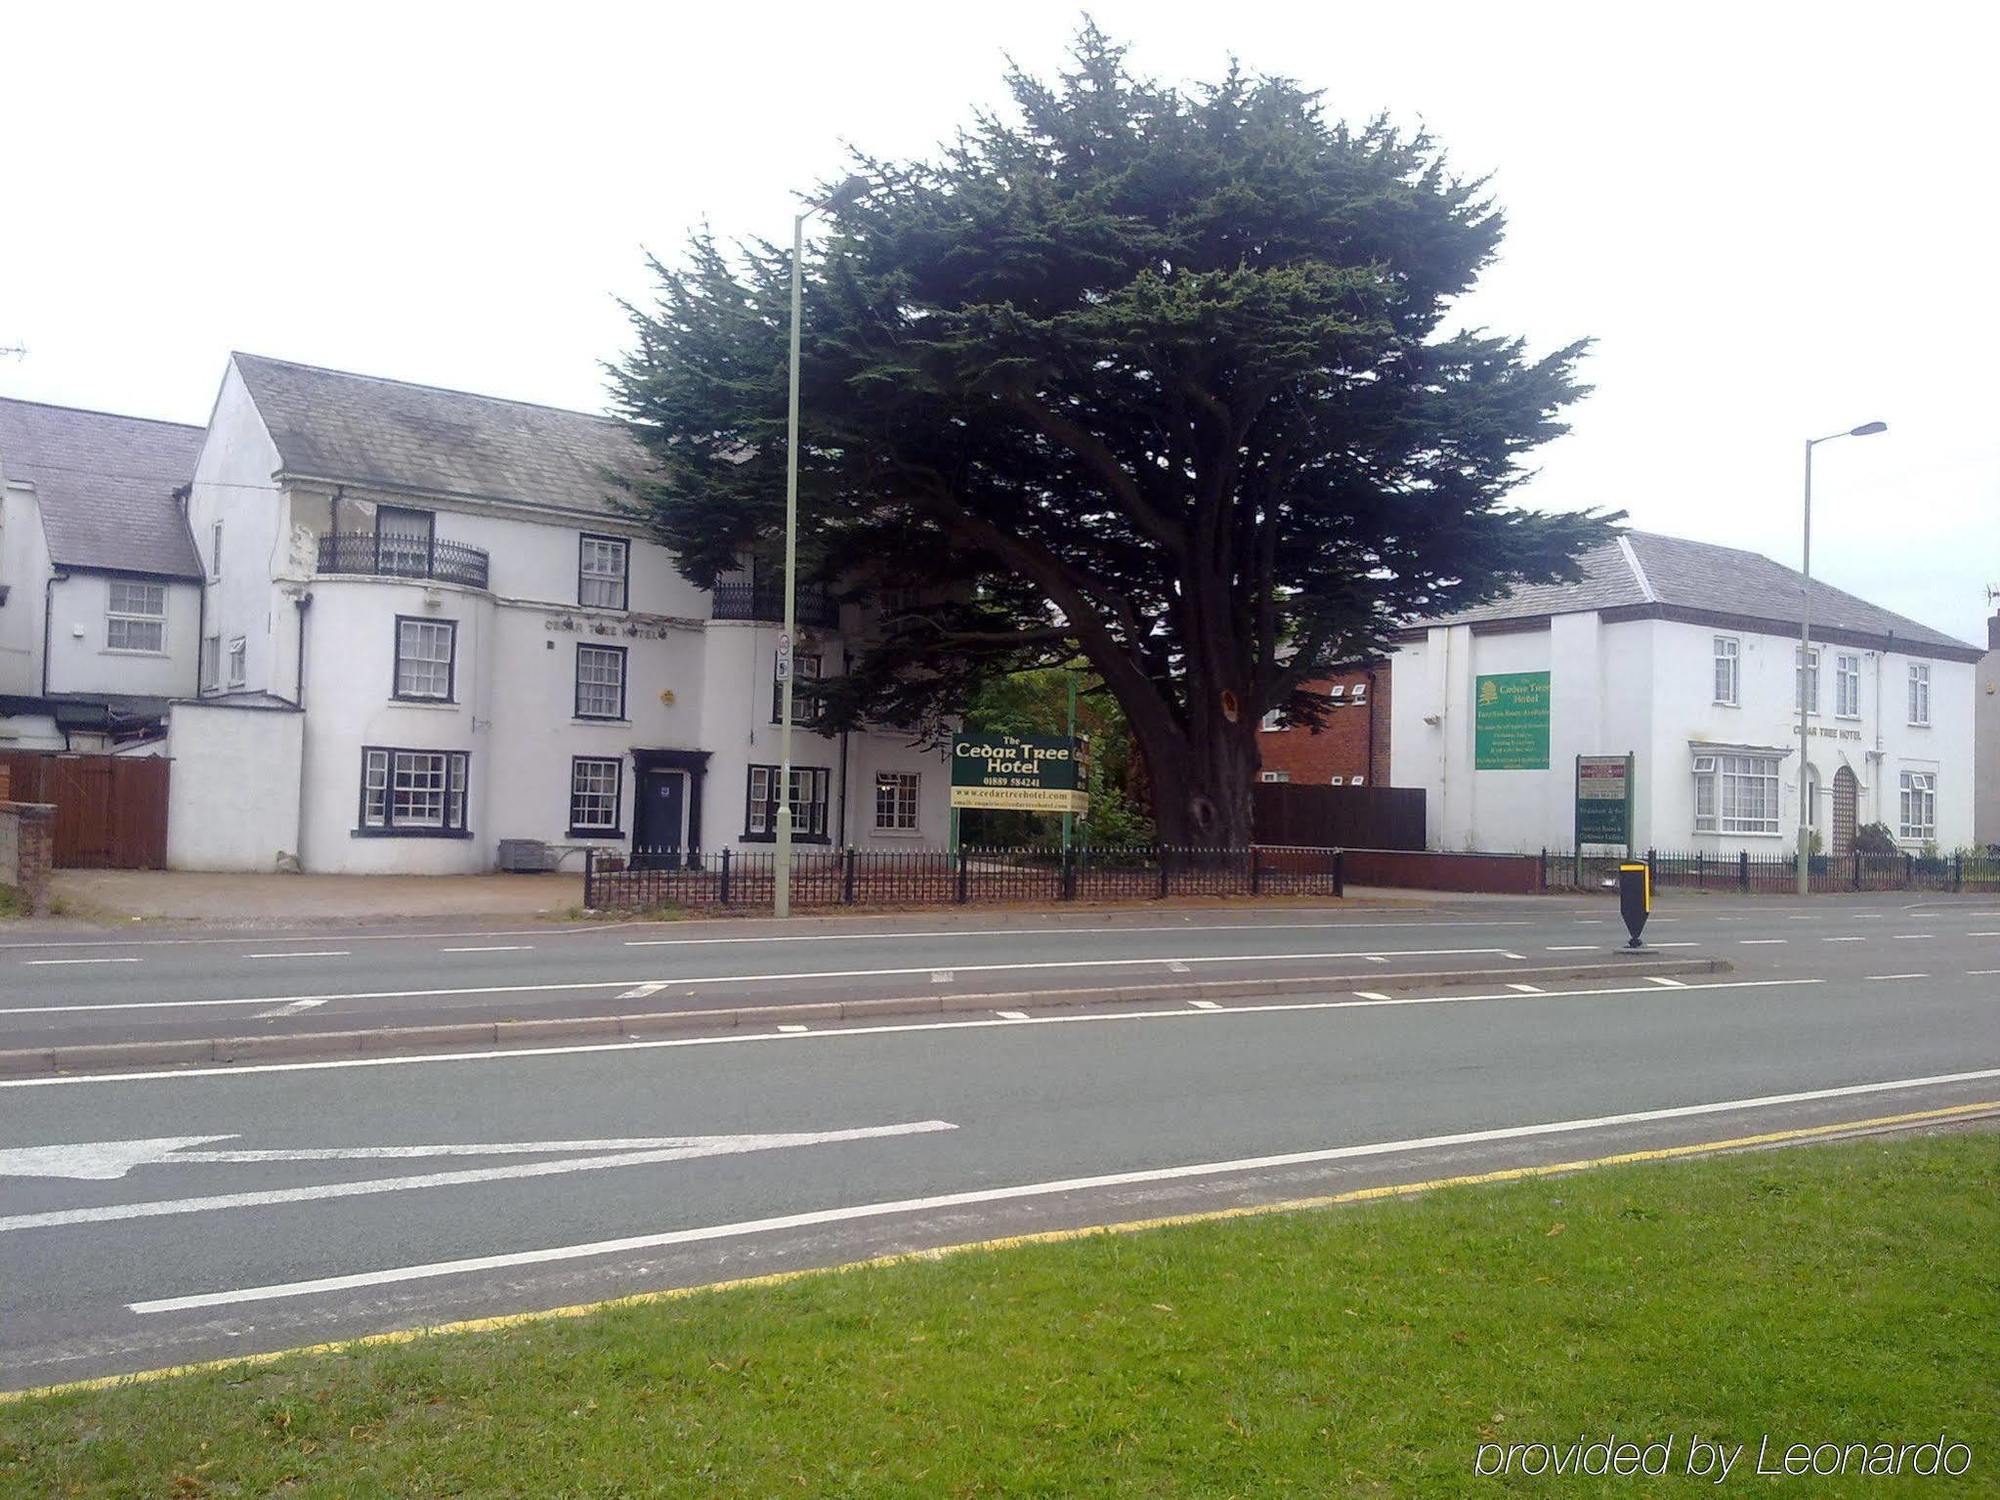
(1255, 666, 1391, 786)
(0, 801, 56, 915)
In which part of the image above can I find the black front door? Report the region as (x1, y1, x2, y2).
(634, 769, 686, 865)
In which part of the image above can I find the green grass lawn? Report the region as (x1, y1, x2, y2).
(4, 1135, 1996, 1497)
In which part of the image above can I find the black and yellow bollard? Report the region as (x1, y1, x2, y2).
(1618, 861, 1651, 949)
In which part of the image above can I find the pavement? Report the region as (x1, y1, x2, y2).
(1, 889, 1997, 1392)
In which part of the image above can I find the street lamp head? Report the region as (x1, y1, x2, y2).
(1848, 420, 1888, 437)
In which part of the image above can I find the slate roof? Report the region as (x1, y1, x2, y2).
(0, 398, 205, 579)
(232, 353, 647, 514)
(1409, 531, 1978, 657)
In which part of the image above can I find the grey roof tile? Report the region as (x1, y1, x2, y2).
(231, 353, 648, 513)
(0, 398, 204, 579)
(1411, 530, 1975, 654)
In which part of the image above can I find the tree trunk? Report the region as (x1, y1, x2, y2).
(1132, 714, 1259, 850)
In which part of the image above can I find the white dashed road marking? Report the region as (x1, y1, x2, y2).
(1505, 983, 1544, 994)
(440, 945, 535, 954)
(246, 951, 350, 960)
(23, 957, 140, 967)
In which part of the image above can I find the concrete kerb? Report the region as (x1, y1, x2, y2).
(1, 955, 1729, 1080)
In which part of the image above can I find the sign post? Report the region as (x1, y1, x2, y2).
(1575, 753, 1635, 854)
(949, 732, 1090, 817)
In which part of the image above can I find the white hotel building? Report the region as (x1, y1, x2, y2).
(167, 354, 947, 873)
(1390, 532, 1981, 856)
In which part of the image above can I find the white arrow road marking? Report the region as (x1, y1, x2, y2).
(126, 1066, 2000, 1315)
(0, 1121, 957, 1231)
(617, 982, 669, 1002)
(250, 999, 326, 1020)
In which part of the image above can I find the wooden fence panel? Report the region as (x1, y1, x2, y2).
(0, 752, 169, 869)
(1251, 783, 1425, 851)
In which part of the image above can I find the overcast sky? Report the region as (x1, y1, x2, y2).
(3, 1, 1993, 642)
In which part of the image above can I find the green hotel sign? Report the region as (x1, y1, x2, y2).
(1473, 672, 1551, 770)
(949, 732, 1089, 814)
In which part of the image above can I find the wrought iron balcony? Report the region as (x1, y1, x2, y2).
(315, 532, 490, 590)
(710, 579, 836, 627)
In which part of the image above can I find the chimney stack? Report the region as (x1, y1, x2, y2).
(1990, 610, 2000, 653)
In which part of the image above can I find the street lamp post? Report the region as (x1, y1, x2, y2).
(1796, 420, 1887, 895)
(775, 175, 868, 920)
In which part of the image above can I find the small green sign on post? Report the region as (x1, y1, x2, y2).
(1575, 753, 1635, 852)
(1473, 672, 1551, 770)
(950, 732, 1090, 815)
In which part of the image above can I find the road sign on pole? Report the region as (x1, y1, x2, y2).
(774, 632, 793, 682)
(1575, 753, 1635, 854)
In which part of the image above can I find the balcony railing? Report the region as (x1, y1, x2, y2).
(315, 532, 490, 590)
(711, 579, 835, 627)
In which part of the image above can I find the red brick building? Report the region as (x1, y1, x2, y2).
(1255, 665, 1390, 786)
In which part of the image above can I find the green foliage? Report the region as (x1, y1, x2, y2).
(611, 24, 1614, 839)
(1854, 821, 1899, 856)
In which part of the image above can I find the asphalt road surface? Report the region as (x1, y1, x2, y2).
(2, 892, 1997, 1390)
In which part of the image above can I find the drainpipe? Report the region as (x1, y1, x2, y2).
(836, 645, 852, 846)
(176, 484, 204, 699)
(292, 592, 313, 868)
(39, 571, 67, 697)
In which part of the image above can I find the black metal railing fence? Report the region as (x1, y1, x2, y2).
(585, 843, 1345, 912)
(1539, 847, 2000, 895)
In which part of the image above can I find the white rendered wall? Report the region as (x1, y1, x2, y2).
(187, 362, 290, 697)
(41, 573, 199, 698)
(1978, 639, 1999, 848)
(166, 702, 303, 870)
(0, 481, 52, 696)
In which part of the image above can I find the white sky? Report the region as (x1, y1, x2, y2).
(3, 0, 1994, 642)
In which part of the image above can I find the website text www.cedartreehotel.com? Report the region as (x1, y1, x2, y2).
(1474, 1433, 1973, 1483)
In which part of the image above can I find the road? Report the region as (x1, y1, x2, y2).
(2, 892, 1997, 1391)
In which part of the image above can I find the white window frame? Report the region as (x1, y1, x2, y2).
(579, 534, 629, 610)
(360, 746, 470, 835)
(106, 579, 167, 653)
(575, 644, 627, 720)
(1907, 662, 1931, 727)
(227, 635, 247, 688)
(209, 520, 223, 582)
(1794, 647, 1819, 716)
(1259, 770, 1291, 783)
(1693, 751, 1782, 835)
(873, 771, 921, 831)
(393, 617, 456, 702)
(200, 634, 221, 692)
(1258, 709, 1284, 732)
(1349, 774, 1366, 787)
(1329, 775, 1344, 786)
(1898, 770, 1936, 842)
(568, 756, 623, 834)
(1835, 653, 1861, 719)
(1712, 637, 1740, 706)
(746, 763, 830, 840)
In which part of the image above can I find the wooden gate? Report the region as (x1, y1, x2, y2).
(0, 752, 170, 869)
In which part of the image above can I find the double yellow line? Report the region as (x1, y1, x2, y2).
(5, 1097, 1992, 1404)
